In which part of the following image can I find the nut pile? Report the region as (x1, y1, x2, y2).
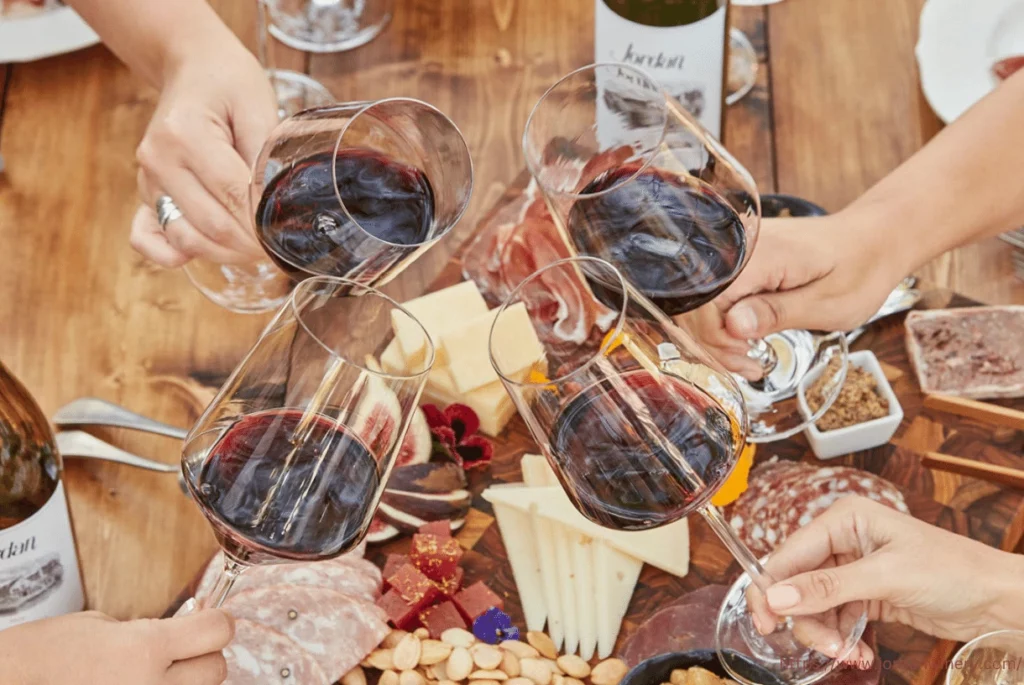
(659, 666, 738, 685)
(351, 628, 629, 685)
(807, 357, 889, 431)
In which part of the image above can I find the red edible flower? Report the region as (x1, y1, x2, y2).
(423, 403, 493, 470)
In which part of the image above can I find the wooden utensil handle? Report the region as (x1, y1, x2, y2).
(924, 394, 1024, 431)
(922, 451, 1024, 490)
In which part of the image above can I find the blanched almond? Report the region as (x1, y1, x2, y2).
(400, 670, 426, 685)
(384, 631, 410, 648)
(364, 649, 395, 671)
(420, 640, 453, 666)
(520, 658, 552, 685)
(590, 659, 629, 685)
(500, 641, 540, 659)
(474, 680, 502, 685)
(552, 674, 565, 685)
(501, 650, 521, 677)
(429, 662, 450, 681)
(471, 644, 503, 670)
(556, 655, 590, 679)
(470, 670, 509, 680)
(342, 666, 367, 685)
(508, 678, 535, 685)
(394, 634, 423, 671)
(447, 647, 474, 681)
(669, 669, 688, 685)
(545, 659, 563, 675)
(564, 678, 585, 685)
(380, 671, 400, 685)
(442, 628, 477, 649)
(439, 681, 459, 685)
(525, 632, 557, 660)
(414, 628, 430, 639)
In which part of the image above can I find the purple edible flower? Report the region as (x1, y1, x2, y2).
(472, 607, 520, 644)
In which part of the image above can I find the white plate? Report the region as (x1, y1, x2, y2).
(0, 6, 99, 63)
(916, 0, 1024, 124)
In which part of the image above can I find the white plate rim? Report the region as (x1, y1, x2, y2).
(0, 6, 99, 63)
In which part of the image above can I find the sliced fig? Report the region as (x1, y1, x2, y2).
(381, 489, 472, 521)
(377, 501, 468, 535)
(385, 461, 467, 494)
(352, 376, 401, 455)
(396, 407, 431, 467)
(366, 515, 400, 544)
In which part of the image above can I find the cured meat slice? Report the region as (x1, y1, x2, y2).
(195, 551, 381, 606)
(994, 56, 1024, 81)
(224, 585, 389, 683)
(725, 458, 909, 559)
(224, 619, 328, 685)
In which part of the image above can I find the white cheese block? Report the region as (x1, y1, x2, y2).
(488, 499, 548, 632)
(392, 281, 488, 368)
(441, 302, 544, 394)
(594, 539, 643, 659)
(381, 338, 406, 375)
(420, 372, 517, 437)
(529, 502, 565, 650)
(521, 453, 558, 487)
(570, 532, 598, 660)
(552, 524, 580, 655)
(482, 485, 690, 578)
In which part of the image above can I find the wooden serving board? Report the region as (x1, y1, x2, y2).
(167, 190, 1024, 685)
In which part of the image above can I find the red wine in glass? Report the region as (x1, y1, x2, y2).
(569, 164, 747, 316)
(194, 409, 381, 562)
(255, 148, 435, 281)
(549, 369, 736, 530)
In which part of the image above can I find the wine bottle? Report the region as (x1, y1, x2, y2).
(0, 361, 85, 630)
(595, 0, 729, 138)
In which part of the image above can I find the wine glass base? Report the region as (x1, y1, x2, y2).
(183, 259, 293, 314)
(739, 330, 847, 443)
(269, 69, 335, 119)
(267, 12, 391, 54)
(716, 568, 867, 685)
(727, 28, 758, 106)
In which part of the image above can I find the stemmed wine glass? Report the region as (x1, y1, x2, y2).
(263, 0, 393, 53)
(178, 276, 434, 612)
(946, 630, 1024, 685)
(522, 62, 847, 442)
(186, 97, 473, 313)
(256, 0, 336, 118)
(488, 256, 867, 685)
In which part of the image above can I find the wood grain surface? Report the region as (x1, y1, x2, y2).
(0, 0, 1022, 632)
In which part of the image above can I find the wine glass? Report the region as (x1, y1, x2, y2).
(264, 0, 393, 53)
(521, 62, 848, 442)
(186, 98, 473, 313)
(487, 256, 867, 685)
(946, 630, 1024, 685)
(178, 275, 433, 612)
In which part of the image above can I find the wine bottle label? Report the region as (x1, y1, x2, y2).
(595, 1, 727, 138)
(0, 482, 84, 631)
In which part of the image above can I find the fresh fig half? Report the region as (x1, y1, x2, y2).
(385, 461, 468, 494)
(352, 376, 401, 456)
(366, 516, 401, 544)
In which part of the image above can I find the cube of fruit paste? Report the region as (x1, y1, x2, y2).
(419, 600, 467, 639)
(432, 566, 464, 599)
(418, 519, 452, 538)
(382, 554, 410, 589)
(388, 563, 441, 607)
(453, 581, 504, 623)
(410, 533, 463, 581)
(377, 588, 422, 630)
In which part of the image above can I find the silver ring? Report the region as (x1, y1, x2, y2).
(155, 195, 184, 229)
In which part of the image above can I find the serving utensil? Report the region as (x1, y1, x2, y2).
(54, 397, 188, 439)
(846, 277, 921, 345)
(922, 451, 1024, 490)
(55, 430, 188, 494)
(924, 393, 1024, 431)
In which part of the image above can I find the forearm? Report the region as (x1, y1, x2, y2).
(987, 550, 1024, 633)
(64, 0, 246, 89)
(845, 71, 1024, 276)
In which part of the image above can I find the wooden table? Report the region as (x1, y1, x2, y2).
(0, 0, 1021, 621)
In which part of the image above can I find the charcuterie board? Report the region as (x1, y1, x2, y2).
(166, 177, 1024, 685)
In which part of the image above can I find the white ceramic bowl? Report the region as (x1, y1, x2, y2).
(798, 350, 904, 460)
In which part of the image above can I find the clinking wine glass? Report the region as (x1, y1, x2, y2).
(177, 276, 433, 612)
(488, 257, 867, 685)
(522, 62, 848, 442)
(187, 98, 473, 313)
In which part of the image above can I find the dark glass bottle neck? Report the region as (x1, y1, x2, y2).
(601, 0, 724, 27)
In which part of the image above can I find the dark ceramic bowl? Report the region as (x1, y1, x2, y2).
(620, 650, 784, 685)
(760, 194, 828, 219)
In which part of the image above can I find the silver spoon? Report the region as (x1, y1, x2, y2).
(55, 430, 189, 495)
(54, 397, 188, 440)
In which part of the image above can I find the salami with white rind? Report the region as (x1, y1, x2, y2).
(224, 619, 329, 685)
(224, 586, 389, 683)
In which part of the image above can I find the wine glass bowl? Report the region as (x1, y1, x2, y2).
(263, 0, 393, 54)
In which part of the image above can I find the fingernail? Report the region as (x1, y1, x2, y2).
(730, 305, 758, 337)
(752, 615, 765, 635)
(766, 584, 801, 611)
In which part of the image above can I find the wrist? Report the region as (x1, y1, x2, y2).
(156, 9, 250, 89)
(985, 550, 1024, 632)
(832, 199, 919, 289)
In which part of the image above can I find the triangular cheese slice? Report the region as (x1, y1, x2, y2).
(529, 502, 565, 649)
(553, 524, 579, 655)
(571, 532, 598, 660)
(489, 500, 547, 632)
(594, 539, 643, 659)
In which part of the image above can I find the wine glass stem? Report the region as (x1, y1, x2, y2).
(746, 338, 778, 379)
(205, 558, 244, 609)
(256, 0, 277, 75)
(699, 503, 777, 594)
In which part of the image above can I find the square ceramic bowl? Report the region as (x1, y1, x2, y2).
(798, 350, 904, 460)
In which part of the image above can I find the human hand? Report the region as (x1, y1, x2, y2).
(131, 43, 279, 268)
(746, 496, 1024, 665)
(0, 609, 234, 685)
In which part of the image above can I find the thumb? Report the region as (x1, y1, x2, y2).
(764, 556, 888, 617)
(725, 289, 816, 339)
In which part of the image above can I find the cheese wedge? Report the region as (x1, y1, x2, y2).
(392, 281, 488, 368)
(570, 533, 598, 661)
(381, 338, 406, 375)
(529, 502, 564, 650)
(521, 453, 558, 487)
(489, 498, 548, 632)
(594, 539, 643, 658)
(420, 373, 517, 437)
(482, 485, 690, 577)
(553, 524, 580, 655)
(441, 302, 544, 394)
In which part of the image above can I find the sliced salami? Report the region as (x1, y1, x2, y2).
(725, 458, 909, 558)
(224, 619, 328, 685)
(195, 551, 381, 605)
(224, 585, 389, 683)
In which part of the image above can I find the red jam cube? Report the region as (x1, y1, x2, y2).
(377, 589, 421, 630)
(453, 581, 504, 623)
(382, 554, 409, 589)
(433, 567, 464, 599)
(418, 519, 453, 537)
(388, 563, 441, 607)
(410, 533, 463, 581)
(419, 600, 467, 639)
